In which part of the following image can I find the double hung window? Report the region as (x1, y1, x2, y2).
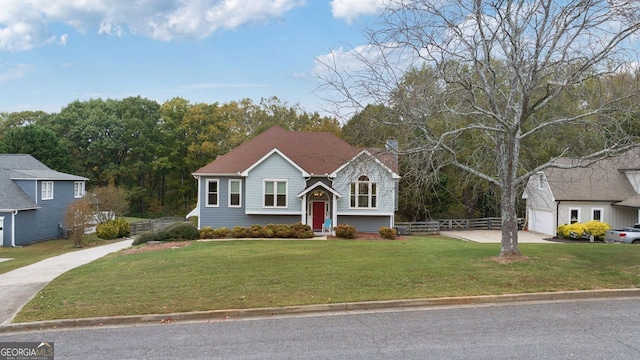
(264, 180, 287, 207)
(42, 181, 54, 200)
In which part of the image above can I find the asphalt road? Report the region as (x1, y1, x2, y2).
(1, 298, 638, 360)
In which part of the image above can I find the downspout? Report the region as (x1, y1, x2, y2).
(556, 201, 560, 237)
(11, 210, 17, 247)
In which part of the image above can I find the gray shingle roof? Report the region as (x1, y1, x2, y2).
(545, 149, 640, 203)
(0, 154, 88, 211)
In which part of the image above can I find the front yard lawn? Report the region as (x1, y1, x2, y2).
(14, 236, 640, 322)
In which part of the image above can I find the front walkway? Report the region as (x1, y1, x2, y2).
(0, 239, 133, 325)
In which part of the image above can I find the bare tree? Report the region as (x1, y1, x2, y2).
(63, 199, 94, 248)
(318, 0, 640, 257)
(88, 185, 130, 224)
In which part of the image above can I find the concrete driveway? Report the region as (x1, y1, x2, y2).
(0, 239, 133, 325)
(442, 230, 554, 243)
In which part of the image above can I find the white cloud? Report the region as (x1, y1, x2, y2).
(331, 0, 385, 24)
(0, 63, 34, 82)
(0, 0, 305, 51)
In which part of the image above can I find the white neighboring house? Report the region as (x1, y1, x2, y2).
(523, 149, 640, 236)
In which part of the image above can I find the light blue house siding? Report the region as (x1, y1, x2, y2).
(14, 180, 78, 245)
(245, 153, 306, 215)
(337, 215, 392, 233)
(331, 155, 397, 231)
(197, 173, 304, 229)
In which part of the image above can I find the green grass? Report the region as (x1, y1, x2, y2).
(0, 235, 119, 275)
(13, 237, 640, 322)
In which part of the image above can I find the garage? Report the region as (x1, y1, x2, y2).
(528, 209, 555, 236)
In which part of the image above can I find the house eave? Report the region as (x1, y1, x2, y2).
(191, 172, 244, 177)
(245, 211, 302, 215)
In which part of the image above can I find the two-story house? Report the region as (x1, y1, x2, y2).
(1, 154, 88, 247)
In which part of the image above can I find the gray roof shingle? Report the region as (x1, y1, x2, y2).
(0, 154, 88, 211)
(545, 149, 640, 203)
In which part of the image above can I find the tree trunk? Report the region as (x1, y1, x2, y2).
(499, 132, 521, 257)
(500, 187, 521, 257)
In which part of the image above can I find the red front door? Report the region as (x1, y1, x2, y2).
(312, 202, 325, 230)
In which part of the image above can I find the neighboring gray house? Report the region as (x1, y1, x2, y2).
(1, 154, 88, 247)
(523, 150, 640, 236)
(190, 126, 400, 233)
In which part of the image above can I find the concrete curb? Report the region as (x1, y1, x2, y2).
(2, 288, 639, 333)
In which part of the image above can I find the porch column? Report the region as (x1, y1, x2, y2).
(332, 194, 338, 235)
(301, 195, 307, 225)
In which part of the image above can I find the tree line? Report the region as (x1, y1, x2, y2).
(0, 96, 341, 217)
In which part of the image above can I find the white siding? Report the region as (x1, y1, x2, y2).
(556, 201, 637, 230)
(524, 173, 557, 234)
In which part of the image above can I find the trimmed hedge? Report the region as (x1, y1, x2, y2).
(133, 222, 199, 245)
(198, 223, 313, 239)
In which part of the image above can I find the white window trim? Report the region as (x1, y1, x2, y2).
(569, 208, 581, 224)
(74, 181, 85, 198)
(591, 208, 604, 222)
(349, 178, 378, 209)
(206, 179, 219, 207)
(42, 181, 54, 200)
(263, 179, 288, 208)
(228, 179, 242, 208)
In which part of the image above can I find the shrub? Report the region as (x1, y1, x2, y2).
(273, 225, 291, 238)
(558, 221, 611, 240)
(213, 227, 230, 238)
(248, 224, 263, 238)
(260, 225, 275, 238)
(287, 222, 313, 239)
(96, 221, 119, 240)
(199, 226, 215, 239)
(335, 224, 356, 239)
(583, 220, 611, 240)
(164, 222, 199, 241)
(558, 222, 587, 239)
(96, 218, 130, 240)
(133, 230, 167, 245)
(232, 226, 248, 238)
(379, 226, 397, 240)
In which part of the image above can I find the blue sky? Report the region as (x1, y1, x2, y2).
(0, 1, 384, 117)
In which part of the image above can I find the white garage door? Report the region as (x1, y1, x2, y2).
(529, 210, 554, 236)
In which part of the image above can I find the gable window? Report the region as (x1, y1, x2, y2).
(206, 179, 219, 207)
(264, 180, 287, 207)
(592, 208, 603, 222)
(229, 179, 242, 207)
(569, 208, 580, 224)
(74, 181, 85, 198)
(538, 172, 545, 189)
(350, 175, 377, 208)
(42, 181, 53, 200)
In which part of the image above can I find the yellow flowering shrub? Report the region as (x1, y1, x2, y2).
(557, 221, 610, 240)
(583, 220, 611, 239)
